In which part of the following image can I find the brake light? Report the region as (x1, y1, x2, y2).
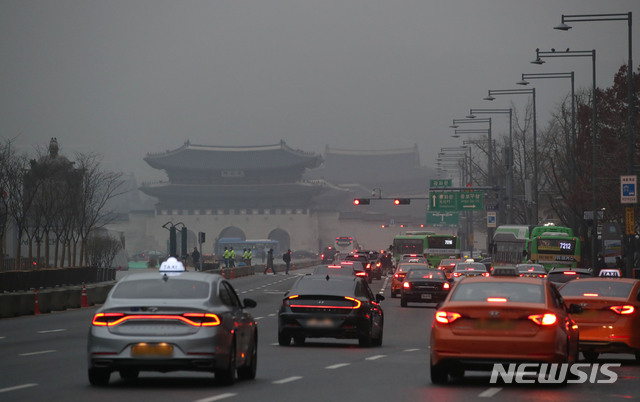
(538, 274, 547, 278)
(528, 267, 535, 272)
(321, 254, 325, 259)
(487, 297, 507, 303)
(583, 293, 599, 297)
(182, 313, 222, 326)
(519, 274, 525, 277)
(481, 272, 490, 277)
(403, 282, 410, 289)
(356, 272, 366, 277)
(344, 296, 362, 309)
(328, 265, 342, 268)
(452, 272, 461, 277)
(443, 282, 450, 290)
(341, 262, 353, 265)
(563, 271, 577, 275)
(610, 305, 635, 315)
(376, 262, 381, 268)
(435, 311, 461, 324)
(528, 313, 557, 325)
(92, 312, 221, 327)
(92, 312, 125, 326)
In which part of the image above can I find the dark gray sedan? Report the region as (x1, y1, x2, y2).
(87, 272, 257, 386)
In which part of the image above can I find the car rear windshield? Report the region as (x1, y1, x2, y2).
(112, 279, 211, 299)
(406, 270, 445, 280)
(547, 271, 592, 283)
(559, 280, 634, 298)
(292, 276, 356, 295)
(450, 281, 544, 303)
(455, 263, 486, 271)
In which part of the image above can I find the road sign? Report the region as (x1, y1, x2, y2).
(459, 191, 484, 210)
(621, 175, 637, 204)
(430, 179, 452, 188)
(487, 211, 497, 228)
(426, 212, 459, 227)
(429, 191, 459, 211)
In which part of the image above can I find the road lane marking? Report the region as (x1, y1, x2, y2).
(273, 376, 303, 384)
(254, 317, 264, 320)
(404, 348, 420, 352)
(365, 355, 386, 361)
(19, 350, 56, 356)
(479, 388, 502, 398)
(271, 343, 280, 346)
(37, 329, 67, 334)
(268, 313, 276, 317)
(195, 393, 237, 402)
(0, 383, 38, 393)
(326, 363, 351, 369)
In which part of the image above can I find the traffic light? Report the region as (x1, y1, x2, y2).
(393, 198, 411, 205)
(353, 198, 371, 205)
(198, 231, 206, 244)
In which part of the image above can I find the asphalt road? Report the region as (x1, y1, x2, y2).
(0, 265, 638, 402)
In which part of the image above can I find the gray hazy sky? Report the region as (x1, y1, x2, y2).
(2, 1, 639, 183)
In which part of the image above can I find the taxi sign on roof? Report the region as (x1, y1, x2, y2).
(159, 257, 186, 276)
(598, 269, 621, 278)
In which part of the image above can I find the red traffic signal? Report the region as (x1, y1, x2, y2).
(393, 198, 411, 205)
(353, 198, 371, 205)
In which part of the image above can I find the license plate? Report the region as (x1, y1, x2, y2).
(131, 343, 174, 357)
(421, 294, 432, 300)
(306, 318, 334, 328)
(474, 320, 515, 330)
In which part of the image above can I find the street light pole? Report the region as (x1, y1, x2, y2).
(533, 48, 598, 267)
(518, 72, 578, 230)
(468, 108, 513, 224)
(555, 12, 634, 276)
(484, 88, 537, 225)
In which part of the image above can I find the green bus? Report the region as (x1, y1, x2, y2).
(393, 231, 460, 267)
(529, 226, 581, 270)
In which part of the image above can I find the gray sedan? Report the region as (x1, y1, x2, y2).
(87, 272, 257, 386)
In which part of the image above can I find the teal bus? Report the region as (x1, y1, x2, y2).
(393, 231, 460, 267)
(529, 226, 581, 270)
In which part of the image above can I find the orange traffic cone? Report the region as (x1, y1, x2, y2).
(221, 269, 226, 279)
(231, 267, 235, 279)
(81, 283, 89, 307)
(34, 289, 40, 315)
(292, 264, 295, 271)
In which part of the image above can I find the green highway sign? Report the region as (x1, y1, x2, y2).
(459, 191, 484, 210)
(429, 191, 485, 211)
(426, 212, 459, 227)
(430, 179, 452, 188)
(430, 191, 459, 211)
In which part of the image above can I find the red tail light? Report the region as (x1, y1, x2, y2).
(528, 313, 557, 325)
(538, 274, 547, 278)
(443, 282, 450, 290)
(583, 293, 599, 297)
(563, 271, 577, 275)
(286, 295, 361, 309)
(610, 305, 635, 315)
(481, 272, 490, 277)
(452, 272, 461, 277)
(403, 282, 410, 289)
(435, 311, 461, 324)
(519, 274, 525, 277)
(92, 312, 220, 327)
(356, 272, 366, 277)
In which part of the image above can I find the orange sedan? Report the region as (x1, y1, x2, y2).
(559, 278, 640, 362)
(430, 276, 580, 384)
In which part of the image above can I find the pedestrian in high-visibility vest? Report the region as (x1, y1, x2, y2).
(229, 247, 236, 267)
(223, 247, 230, 268)
(247, 249, 253, 266)
(242, 248, 249, 265)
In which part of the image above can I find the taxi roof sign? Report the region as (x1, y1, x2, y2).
(159, 257, 186, 276)
(598, 269, 622, 278)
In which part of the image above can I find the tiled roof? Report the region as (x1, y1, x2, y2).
(145, 140, 322, 171)
(305, 145, 430, 184)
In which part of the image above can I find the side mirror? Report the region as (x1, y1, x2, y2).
(243, 298, 257, 308)
(375, 294, 385, 303)
(568, 303, 583, 314)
